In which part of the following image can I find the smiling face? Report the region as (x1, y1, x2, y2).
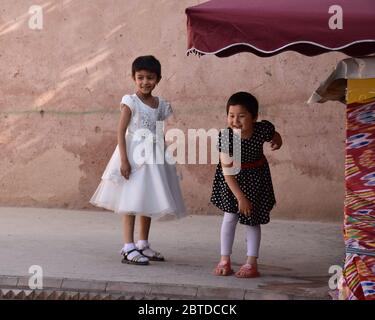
(227, 104, 257, 137)
(133, 70, 159, 95)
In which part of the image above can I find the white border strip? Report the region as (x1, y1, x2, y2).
(187, 39, 375, 56)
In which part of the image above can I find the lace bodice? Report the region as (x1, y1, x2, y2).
(120, 94, 172, 136)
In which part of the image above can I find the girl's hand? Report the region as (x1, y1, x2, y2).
(237, 196, 253, 217)
(270, 131, 282, 151)
(120, 160, 131, 180)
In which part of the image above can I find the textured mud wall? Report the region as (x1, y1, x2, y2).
(0, 0, 346, 221)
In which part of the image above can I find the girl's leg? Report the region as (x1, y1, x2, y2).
(137, 216, 164, 261)
(122, 214, 135, 244)
(214, 212, 238, 275)
(138, 215, 151, 240)
(121, 215, 148, 263)
(245, 224, 261, 266)
(220, 212, 239, 262)
(235, 224, 261, 278)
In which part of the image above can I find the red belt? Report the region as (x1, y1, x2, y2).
(227, 156, 267, 169)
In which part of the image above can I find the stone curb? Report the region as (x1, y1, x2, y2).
(0, 275, 328, 300)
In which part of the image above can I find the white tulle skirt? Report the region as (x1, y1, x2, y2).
(90, 138, 186, 220)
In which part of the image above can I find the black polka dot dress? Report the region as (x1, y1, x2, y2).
(210, 120, 276, 226)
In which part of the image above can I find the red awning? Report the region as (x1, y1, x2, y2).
(186, 0, 375, 57)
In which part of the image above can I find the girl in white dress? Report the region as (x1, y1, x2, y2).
(90, 56, 186, 265)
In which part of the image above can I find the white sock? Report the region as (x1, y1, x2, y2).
(136, 240, 149, 250)
(137, 240, 163, 258)
(123, 243, 136, 252)
(122, 242, 148, 262)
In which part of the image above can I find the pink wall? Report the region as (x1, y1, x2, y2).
(0, 0, 347, 221)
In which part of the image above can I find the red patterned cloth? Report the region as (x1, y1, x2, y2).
(340, 100, 375, 300)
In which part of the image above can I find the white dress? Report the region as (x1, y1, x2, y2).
(90, 94, 186, 219)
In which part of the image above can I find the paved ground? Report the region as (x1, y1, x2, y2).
(0, 207, 344, 299)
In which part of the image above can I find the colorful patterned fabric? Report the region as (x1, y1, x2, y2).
(340, 98, 375, 300)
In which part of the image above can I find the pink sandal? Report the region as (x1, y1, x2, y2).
(213, 261, 234, 276)
(235, 264, 260, 278)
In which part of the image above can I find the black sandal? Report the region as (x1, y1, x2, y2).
(139, 247, 165, 262)
(121, 249, 149, 265)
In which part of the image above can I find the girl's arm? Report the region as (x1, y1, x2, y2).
(118, 104, 132, 179)
(220, 152, 252, 217)
(270, 131, 282, 150)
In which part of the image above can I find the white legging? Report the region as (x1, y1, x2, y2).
(220, 212, 261, 257)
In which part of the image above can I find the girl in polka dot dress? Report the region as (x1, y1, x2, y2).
(211, 92, 282, 278)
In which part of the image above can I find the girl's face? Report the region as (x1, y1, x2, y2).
(227, 104, 257, 136)
(133, 70, 159, 95)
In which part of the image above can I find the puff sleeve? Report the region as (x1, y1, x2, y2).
(120, 95, 135, 114)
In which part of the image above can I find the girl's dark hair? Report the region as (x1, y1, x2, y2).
(132, 55, 161, 80)
(226, 91, 259, 118)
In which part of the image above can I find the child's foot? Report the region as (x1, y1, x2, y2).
(213, 261, 234, 276)
(136, 242, 165, 261)
(121, 248, 149, 265)
(235, 264, 260, 278)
